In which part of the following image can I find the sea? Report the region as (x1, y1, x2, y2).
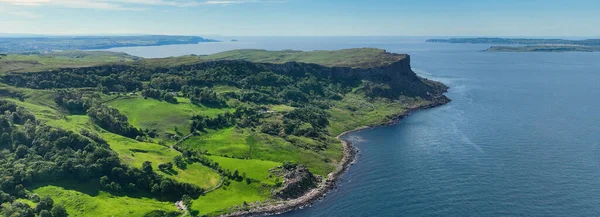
(105, 36, 600, 216)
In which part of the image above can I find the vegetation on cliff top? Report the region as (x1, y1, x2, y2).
(128, 48, 406, 69)
(0, 48, 447, 216)
(199, 48, 407, 68)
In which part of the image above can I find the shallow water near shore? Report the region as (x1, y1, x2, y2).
(107, 37, 600, 216)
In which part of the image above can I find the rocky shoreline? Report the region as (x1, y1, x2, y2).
(221, 95, 451, 217)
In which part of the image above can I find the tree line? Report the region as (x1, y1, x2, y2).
(2, 61, 356, 106)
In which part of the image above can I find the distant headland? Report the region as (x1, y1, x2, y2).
(0, 35, 219, 53)
(427, 37, 600, 52)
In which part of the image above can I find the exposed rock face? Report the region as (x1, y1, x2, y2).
(273, 165, 319, 199)
(261, 55, 447, 98)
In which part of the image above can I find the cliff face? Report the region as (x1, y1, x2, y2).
(259, 55, 446, 98)
(162, 56, 447, 99)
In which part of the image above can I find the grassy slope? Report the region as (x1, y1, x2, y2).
(328, 93, 431, 135)
(0, 51, 138, 74)
(32, 184, 178, 217)
(106, 96, 233, 136)
(207, 156, 280, 183)
(182, 128, 339, 176)
(158, 163, 221, 190)
(1, 89, 224, 210)
(1, 89, 275, 215)
(194, 181, 270, 216)
(201, 48, 406, 68)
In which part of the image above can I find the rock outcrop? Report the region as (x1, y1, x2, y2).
(272, 165, 319, 200)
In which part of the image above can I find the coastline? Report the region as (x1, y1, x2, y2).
(221, 95, 451, 217)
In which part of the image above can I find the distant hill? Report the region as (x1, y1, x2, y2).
(484, 45, 600, 52)
(0, 35, 219, 53)
(427, 37, 600, 52)
(0, 50, 139, 74)
(427, 37, 600, 46)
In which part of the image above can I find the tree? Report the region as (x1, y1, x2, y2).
(181, 194, 192, 210)
(232, 170, 240, 181)
(39, 210, 51, 217)
(15, 144, 28, 158)
(51, 204, 68, 217)
(1, 201, 35, 217)
(100, 176, 110, 186)
(36, 196, 54, 213)
(14, 184, 26, 197)
(142, 161, 153, 174)
(158, 162, 173, 171)
(173, 155, 186, 169)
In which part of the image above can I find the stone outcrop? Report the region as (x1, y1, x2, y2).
(273, 165, 319, 200)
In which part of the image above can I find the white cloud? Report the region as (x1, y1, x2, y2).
(203, 0, 284, 5)
(0, 4, 40, 17)
(0, 0, 281, 10)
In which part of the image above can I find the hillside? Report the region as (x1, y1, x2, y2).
(0, 48, 448, 216)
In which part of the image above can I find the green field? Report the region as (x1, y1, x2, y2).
(193, 181, 271, 216)
(327, 93, 430, 135)
(269, 104, 295, 112)
(107, 96, 233, 136)
(208, 156, 281, 183)
(183, 128, 250, 158)
(157, 163, 222, 190)
(32, 184, 179, 217)
(183, 128, 340, 176)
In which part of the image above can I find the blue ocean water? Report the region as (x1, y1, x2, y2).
(107, 37, 600, 216)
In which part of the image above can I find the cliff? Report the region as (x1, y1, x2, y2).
(195, 48, 447, 98)
(5, 48, 448, 100)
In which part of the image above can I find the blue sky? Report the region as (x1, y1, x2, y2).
(0, 0, 599, 36)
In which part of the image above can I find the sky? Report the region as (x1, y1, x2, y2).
(0, 0, 599, 36)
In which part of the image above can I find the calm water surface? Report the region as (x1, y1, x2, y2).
(108, 37, 600, 216)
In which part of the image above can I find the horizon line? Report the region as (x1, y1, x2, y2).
(0, 33, 599, 39)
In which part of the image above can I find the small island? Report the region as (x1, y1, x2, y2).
(427, 37, 600, 52)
